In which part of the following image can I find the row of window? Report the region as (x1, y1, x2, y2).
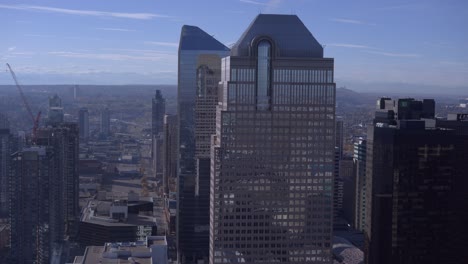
(229, 68, 334, 84)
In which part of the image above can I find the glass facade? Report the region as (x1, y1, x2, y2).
(177, 25, 229, 264)
(256, 40, 271, 110)
(211, 38, 335, 264)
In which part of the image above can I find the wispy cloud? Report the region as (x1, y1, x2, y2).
(24, 33, 56, 38)
(48, 51, 176, 62)
(365, 50, 421, 58)
(7, 47, 16, 52)
(0, 4, 170, 20)
(328, 43, 420, 58)
(376, 4, 422, 11)
(96, 28, 137, 32)
(328, 43, 375, 49)
(239, 0, 269, 6)
(144, 41, 179, 47)
(330, 18, 376, 26)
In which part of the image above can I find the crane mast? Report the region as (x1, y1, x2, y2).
(6, 63, 41, 142)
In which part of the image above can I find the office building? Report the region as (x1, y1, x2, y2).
(163, 114, 178, 195)
(10, 147, 59, 264)
(36, 123, 80, 239)
(353, 138, 366, 231)
(210, 14, 335, 264)
(177, 25, 230, 263)
(79, 195, 157, 246)
(100, 108, 110, 138)
(152, 90, 166, 177)
(152, 90, 166, 136)
(78, 108, 89, 140)
(335, 119, 344, 158)
(364, 98, 468, 264)
(0, 114, 10, 217)
(48, 94, 64, 125)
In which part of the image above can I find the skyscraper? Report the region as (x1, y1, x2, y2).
(353, 138, 367, 232)
(177, 25, 229, 263)
(100, 107, 110, 138)
(364, 98, 468, 264)
(210, 14, 335, 264)
(163, 114, 178, 195)
(78, 108, 89, 140)
(48, 94, 64, 125)
(10, 146, 59, 264)
(152, 90, 166, 137)
(36, 123, 80, 239)
(152, 90, 166, 177)
(0, 114, 10, 217)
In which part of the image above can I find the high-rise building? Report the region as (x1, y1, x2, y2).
(152, 90, 166, 137)
(210, 14, 335, 264)
(163, 114, 178, 195)
(48, 94, 64, 125)
(152, 91, 166, 178)
(100, 108, 110, 138)
(78, 108, 89, 140)
(364, 98, 468, 264)
(335, 119, 344, 158)
(0, 114, 10, 217)
(177, 25, 229, 263)
(333, 119, 344, 225)
(353, 138, 366, 231)
(10, 146, 59, 264)
(36, 123, 80, 239)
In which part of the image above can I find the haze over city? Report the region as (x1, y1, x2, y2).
(0, 1, 467, 264)
(1, 0, 467, 94)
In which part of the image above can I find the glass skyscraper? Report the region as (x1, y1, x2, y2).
(177, 25, 229, 263)
(210, 14, 335, 264)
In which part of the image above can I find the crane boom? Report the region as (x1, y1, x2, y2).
(6, 63, 41, 142)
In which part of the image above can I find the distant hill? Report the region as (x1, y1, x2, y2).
(336, 87, 377, 107)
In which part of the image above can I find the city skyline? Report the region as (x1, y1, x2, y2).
(0, 0, 467, 90)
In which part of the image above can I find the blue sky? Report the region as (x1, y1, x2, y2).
(0, 0, 467, 90)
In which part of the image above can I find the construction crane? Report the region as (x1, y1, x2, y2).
(6, 63, 41, 142)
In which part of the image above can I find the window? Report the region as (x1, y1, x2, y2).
(257, 40, 271, 110)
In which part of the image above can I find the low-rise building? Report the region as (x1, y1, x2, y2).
(74, 236, 168, 264)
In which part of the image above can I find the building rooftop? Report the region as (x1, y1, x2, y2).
(231, 14, 323, 58)
(179, 25, 230, 51)
(333, 236, 364, 264)
(81, 200, 156, 227)
(75, 236, 167, 264)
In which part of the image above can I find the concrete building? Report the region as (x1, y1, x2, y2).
(78, 108, 89, 140)
(364, 98, 468, 264)
(74, 236, 168, 264)
(177, 24, 230, 263)
(210, 14, 335, 264)
(79, 195, 157, 247)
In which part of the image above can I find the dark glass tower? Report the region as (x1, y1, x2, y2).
(10, 147, 58, 264)
(177, 25, 229, 263)
(152, 90, 166, 178)
(0, 114, 10, 217)
(36, 123, 80, 239)
(364, 98, 468, 264)
(78, 108, 89, 140)
(100, 107, 110, 138)
(210, 14, 335, 264)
